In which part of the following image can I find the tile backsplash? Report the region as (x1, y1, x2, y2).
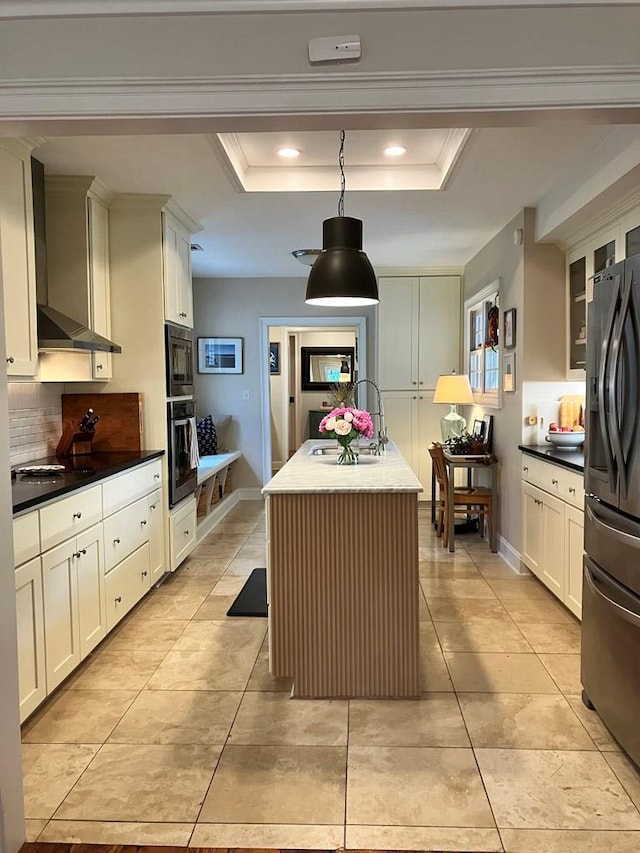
(8, 382, 63, 466)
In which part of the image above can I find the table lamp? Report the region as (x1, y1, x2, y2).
(433, 373, 474, 441)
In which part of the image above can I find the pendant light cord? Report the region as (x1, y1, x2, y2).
(337, 129, 345, 217)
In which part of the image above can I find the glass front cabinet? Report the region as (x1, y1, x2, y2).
(565, 215, 640, 378)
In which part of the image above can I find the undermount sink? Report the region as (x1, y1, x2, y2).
(309, 444, 380, 457)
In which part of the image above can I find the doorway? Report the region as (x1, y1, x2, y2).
(259, 315, 367, 484)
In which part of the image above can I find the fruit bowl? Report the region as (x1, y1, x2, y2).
(545, 431, 585, 449)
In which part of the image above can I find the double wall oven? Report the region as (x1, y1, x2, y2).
(167, 399, 198, 508)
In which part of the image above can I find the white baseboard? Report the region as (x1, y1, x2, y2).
(196, 489, 264, 543)
(498, 535, 530, 575)
(236, 488, 265, 501)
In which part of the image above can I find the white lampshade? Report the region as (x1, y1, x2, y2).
(433, 373, 474, 442)
(433, 373, 474, 405)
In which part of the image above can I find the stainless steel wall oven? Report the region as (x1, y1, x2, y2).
(167, 399, 197, 507)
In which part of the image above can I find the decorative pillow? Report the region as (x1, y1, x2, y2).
(210, 413, 231, 452)
(196, 415, 218, 456)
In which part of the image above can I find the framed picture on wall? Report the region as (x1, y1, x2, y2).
(503, 352, 516, 392)
(503, 307, 516, 349)
(269, 342, 280, 375)
(198, 337, 243, 374)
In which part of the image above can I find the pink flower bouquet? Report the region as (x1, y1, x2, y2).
(318, 406, 375, 464)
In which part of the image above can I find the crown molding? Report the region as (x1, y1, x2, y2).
(555, 187, 640, 251)
(0, 1, 635, 20)
(1, 66, 639, 121)
(376, 265, 465, 276)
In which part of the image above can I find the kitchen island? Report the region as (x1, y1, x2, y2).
(262, 440, 422, 699)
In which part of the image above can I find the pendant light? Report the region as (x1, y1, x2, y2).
(305, 130, 379, 307)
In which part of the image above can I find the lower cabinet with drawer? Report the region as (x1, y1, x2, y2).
(169, 495, 197, 570)
(105, 542, 151, 631)
(521, 455, 584, 619)
(13, 456, 166, 722)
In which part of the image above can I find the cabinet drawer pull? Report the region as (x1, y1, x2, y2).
(113, 537, 121, 544)
(73, 511, 82, 519)
(115, 596, 122, 604)
(96, 363, 103, 370)
(551, 479, 559, 485)
(141, 519, 147, 526)
(6, 356, 15, 364)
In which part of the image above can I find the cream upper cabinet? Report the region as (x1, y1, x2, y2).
(43, 176, 114, 381)
(378, 276, 461, 390)
(163, 210, 194, 328)
(0, 139, 39, 377)
(382, 390, 440, 495)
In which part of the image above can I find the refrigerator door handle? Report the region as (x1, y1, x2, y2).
(584, 560, 640, 629)
(598, 275, 621, 489)
(586, 502, 640, 548)
(608, 270, 632, 497)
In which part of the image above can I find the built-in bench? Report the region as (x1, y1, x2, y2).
(195, 452, 241, 539)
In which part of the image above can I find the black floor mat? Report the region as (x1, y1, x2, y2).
(226, 567, 267, 617)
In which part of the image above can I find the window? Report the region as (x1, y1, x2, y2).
(464, 280, 500, 407)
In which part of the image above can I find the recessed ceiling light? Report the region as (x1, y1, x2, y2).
(278, 147, 301, 159)
(384, 145, 407, 157)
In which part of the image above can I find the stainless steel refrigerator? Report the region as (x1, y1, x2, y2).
(582, 251, 640, 767)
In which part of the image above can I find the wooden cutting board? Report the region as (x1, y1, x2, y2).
(559, 394, 584, 429)
(61, 393, 143, 452)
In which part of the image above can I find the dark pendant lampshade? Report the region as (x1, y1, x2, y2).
(305, 216, 379, 306)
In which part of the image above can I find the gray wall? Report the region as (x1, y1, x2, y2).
(463, 208, 566, 555)
(193, 276, 377, 490)
(2, 8, 640, 80)
(464, 211, 526, 554)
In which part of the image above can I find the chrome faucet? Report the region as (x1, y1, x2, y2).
(353, 378, 389, 454)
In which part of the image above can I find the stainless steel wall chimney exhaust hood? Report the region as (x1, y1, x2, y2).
(31, 157, 122, 354)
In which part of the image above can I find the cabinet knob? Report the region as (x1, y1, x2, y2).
(569, 487, 576, 494)
(113, 537, 121, 544)
(154, 473, 160, 480)
(419, 381, 424, 385)
(6, 356, 14, 364)
(412, 380, 417, 385)
(115, 596, 122, 604)
(552, 478, 558, 485)
(141, 519, 147, 526)
(150, 503, 158, 510)
(73, 511, 82, 519)
(184, 529, 190, 536)
(523, 466, 529, 472)
(142, 570, 148, 577)
(73, 548, 87, 558)
(96, 363, 103, 370)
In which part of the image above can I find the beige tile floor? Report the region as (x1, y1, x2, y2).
(21, 502, 640, 852)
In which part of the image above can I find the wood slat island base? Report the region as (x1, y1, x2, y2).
(264, 441, 421, 699)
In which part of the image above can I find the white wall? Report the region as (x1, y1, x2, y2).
(193, 276, 376, 490)
(269, 327, 285, 468)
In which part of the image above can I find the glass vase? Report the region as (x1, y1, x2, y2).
(337, 439, 359, 465)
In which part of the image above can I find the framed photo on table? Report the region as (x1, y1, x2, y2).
(503, 307, 516, 349)
(198, 337, 243, 374)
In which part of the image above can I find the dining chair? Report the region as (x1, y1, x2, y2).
(428, 444, 494, 549)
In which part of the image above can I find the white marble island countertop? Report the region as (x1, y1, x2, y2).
(262, 439, 423, 495)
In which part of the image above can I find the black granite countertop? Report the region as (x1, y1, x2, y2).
(518, 444, 584, 474)
(12, 450, 165, 515)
